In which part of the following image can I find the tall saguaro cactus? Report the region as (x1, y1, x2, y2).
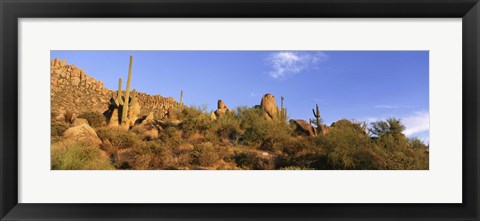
(312, 104, 322, 134)
(179, 90, 184, 107)
(121, 56, 133, 125)
(281, 96, 284, 111)
(279, 96, 287, 121)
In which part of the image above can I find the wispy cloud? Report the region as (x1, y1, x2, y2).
(402, 111, 430, 137)
(249, 92, 256, 97)
(266, 51, 327, 79)
(374, 105, 413, 109)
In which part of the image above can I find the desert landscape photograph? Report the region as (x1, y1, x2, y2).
(50, 51, 429, 170)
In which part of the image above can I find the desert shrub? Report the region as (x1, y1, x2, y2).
(51, 140, 114, 170)
(131, 123, 160, 141)
(369, 118, 406, 142)
(373, 136, 429, 170)
(368, 119, 428, 170)
(233, 152, 272, 170)
(77, 111, 106, 128)
(409, 137, 428, 150)
(324, 121, 383, 169)
(51, 120, 69, 137)
(190, 142, 221, 167)
(210, 112, 243, 144)
(237, 107, 292, 150)
(179, 106, 212, 137)
(275, 137, 326, 169)
(97, 127, 140, 149)
(159, 126, 184, 149)
(132, 141, 170, 169)
(279, 166, 314, 170)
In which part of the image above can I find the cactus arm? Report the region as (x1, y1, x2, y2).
(116, 77, 123, 105)
(121, 56, 133, 125)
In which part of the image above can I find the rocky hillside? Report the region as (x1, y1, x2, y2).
(50, 58, 178, 119)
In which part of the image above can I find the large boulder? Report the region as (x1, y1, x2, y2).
(72, 118, 89, 126)
(210, 112, 217, 121)
(132, 112, 160, 140)
(107, 108, 120, 127)
(317, 124, 330, 136)
(260, 93, 279, 120)
(127, 100, 141, 127)
(289, 119, 317, 136)
(214, 99, 232, 118)
(63, 124, 101, 144)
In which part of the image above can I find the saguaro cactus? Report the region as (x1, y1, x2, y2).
(115, 77, 123, 106)
(279, 96, 287, 121)
(312, 104, 322, 134)
(121, 56, 133, 125)
(179, 90, 184, 107)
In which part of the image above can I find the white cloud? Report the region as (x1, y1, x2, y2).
(267, 51, 327, 79)
(402, 111, 430, 137)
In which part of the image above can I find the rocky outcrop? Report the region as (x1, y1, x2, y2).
(132, 112, 160, 140)
(72, 118, 89, 126)
(260, 93, 279, 120)
(214, 99, 232, 118)
(51, 58, 178, 121)
(63, 123, 102, 144)
(318, 124, 330, 136)
(289, 119, 317, 136)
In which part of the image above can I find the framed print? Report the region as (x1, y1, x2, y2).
(1, 0, 479, 220)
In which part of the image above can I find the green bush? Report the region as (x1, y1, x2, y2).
(179, 106, 212, 137)
(51, 140, 114, 170)
(77, 111, 106, 128)
(233, 152, 272, 170)
(275, 137, 326, 169)
(132, 141, 170, 169)
(191, 142, 221, 167)
(211, 112, 243, 144)
(325, 121, 383, 169)
(97, 127, 140, 149)
(237, 107, 292, 150)
(159, 126, 184, 149)
(51, 120, 69, 137)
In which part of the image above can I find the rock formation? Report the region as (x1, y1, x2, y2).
(260, 93, 279, 120)
(214, 99, 232, 118)
(72, 118, 89, 126)
(210, 112, 217, 121)
(289, 119, 317, 136)
(132, 112, 160, 140)
(51, 58, 178, 123)
(63, 123, 102, 144)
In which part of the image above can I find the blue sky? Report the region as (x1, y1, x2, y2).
(51, 51, 429, 143)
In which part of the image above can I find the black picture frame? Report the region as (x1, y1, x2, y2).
(1, 0, 479, 220)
